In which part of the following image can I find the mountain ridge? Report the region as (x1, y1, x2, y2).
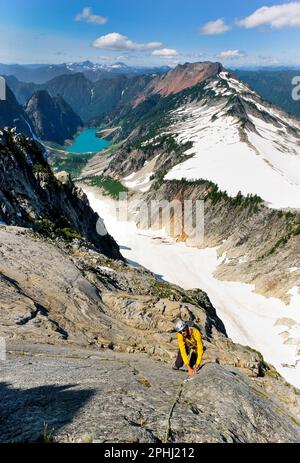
(25, 90, 83, 144)
(1, 66, 300, 442)
(0, 61, 170, 84)
(0, 128, 120, 259)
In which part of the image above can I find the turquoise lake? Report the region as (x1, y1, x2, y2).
(66, 128, 110, 154)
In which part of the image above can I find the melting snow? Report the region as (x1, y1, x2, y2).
(164, 93, 300, 209)
(86, 190, 300, 388)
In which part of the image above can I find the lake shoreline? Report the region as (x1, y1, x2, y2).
(64, 128, 111, 155)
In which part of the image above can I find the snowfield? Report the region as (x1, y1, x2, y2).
(123, 155, 159, 192)
(85, 189, 300, 388)
(164, 74, 300, 210)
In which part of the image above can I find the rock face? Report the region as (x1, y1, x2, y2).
(133, 62, 223, 106)
(0, 224, 300, 434)
(1, 344, 300, 443)
(25, 90, 83, 144)
(0, 129, 120, 259)
(0, 84, 34, 137)
(44, 73, 154, 124)
(1, 75, 300, 442)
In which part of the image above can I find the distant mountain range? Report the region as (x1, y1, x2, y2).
(0, 81, 82, 144)
(2, 62, 300, 125)
(2, 61, 300, 144)
(91, 61, 300, 209)
(5, 73, 155, 124)
(0, 61, 170, 84)
(235, 70, 300, 119)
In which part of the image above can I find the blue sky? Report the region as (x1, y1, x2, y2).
(0, 0, 299, 66)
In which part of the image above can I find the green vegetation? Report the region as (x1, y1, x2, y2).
(44, 141, 65, 151)
(131, 133, 187, 155)
(275, 407, 300, 427)
(49, 141, 122, 180)
(240, 117, 248, 129)
(137, 377, 151, 388)
(113, 80, 217, 143)
(260, 218, 300, 259)
(101, 142, 123, 156)
(82, 435, 94, 443)
(36, 220, 81, 241)
(50, 152, 95, 179)
(82, 176, 128, 199)
(32, 163, 50, 175)
(57, 227, 81, 240)
(245, 346, 264, 362)
(150, 280, 179, 299)
(163, 178, 264, 213)
(31, 161, 60, 188)
(250, 387, 269, 401)
(37, 423, 55, 443)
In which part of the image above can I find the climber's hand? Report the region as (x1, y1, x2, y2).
(187, 366, 195, 377)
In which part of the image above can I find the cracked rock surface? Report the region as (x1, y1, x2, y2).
(1, 343, 300, 443)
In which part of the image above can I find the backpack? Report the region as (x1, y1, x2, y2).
(186, 320, 203, 335)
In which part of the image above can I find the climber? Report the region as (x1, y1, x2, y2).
(173, 320, 203, 377)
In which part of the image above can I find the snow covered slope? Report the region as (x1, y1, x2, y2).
(164, 71, 300, 209)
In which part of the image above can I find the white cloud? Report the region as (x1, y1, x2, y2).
(200, 18, 231, 35)
(152, 48, 178, 57)
(237, 2, 300, 29)
(218, 50, 245, 59)
(75, 7, 108, 25)
(93, 32, 163, 51)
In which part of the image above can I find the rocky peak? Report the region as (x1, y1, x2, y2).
(133, 61, 224, 105)
(25, 90, 83, 144)
(152, 61, 224, 96)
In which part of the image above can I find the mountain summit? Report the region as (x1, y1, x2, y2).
(98, 61, 300, 209)
(134, 61, 223, 105)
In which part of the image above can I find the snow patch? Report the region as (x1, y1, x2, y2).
(289, 267, 299, 273)
(164, 97, 300, 209)
(86, 191, 300, 388)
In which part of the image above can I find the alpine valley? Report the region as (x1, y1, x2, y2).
(1, 60, 300, 444)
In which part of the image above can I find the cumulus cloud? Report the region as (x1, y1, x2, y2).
(93, 32, 163, 51)
(218, 50, 245, 59)
(152, 48, 178, 57)
(236, 2, 300, 29)
(200, 18, 231, 35)
(75, 7, 108, 25)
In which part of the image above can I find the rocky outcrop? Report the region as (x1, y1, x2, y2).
(25, 90, 83, 144)
(0, 225, 299, 424)
(1, 344, 300, 443)
(129, 179, 300, 304)
(0, 129, 120, 258)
